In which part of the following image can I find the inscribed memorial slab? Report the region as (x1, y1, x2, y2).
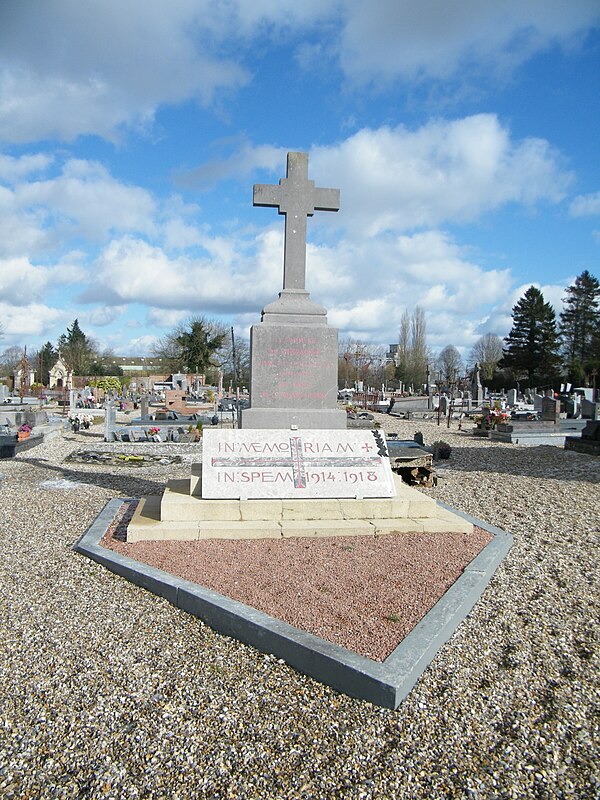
(202, 429, 396, 499)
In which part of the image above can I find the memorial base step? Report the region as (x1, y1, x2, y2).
(126, 474, 472, 542)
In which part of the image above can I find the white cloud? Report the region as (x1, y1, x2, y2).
(146, 309, 190, 330)
(0, 188, 52, 258)
(0, 301, 66, 337)
(177, 142, 286, 189)
(0, 257, 86, 304)
(16, 159, 156, 241)
(120, 335, 161, 356)
(3, 1, 597, 144)
(85, 306, 127, 327)
(338, 0, 600, 84)
(0, 157, 158, 258)
(0, 153, 53, 181)
(82, 234, 281, 314)
(0, 1, 249, 143)
(328, 298, 392, 333)
(570, 191, 600, 217)
(311, 115, 573, 234)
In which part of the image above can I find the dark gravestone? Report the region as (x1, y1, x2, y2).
(541, 396, 560, 424)
(581, 398, 599, 420)
(565, 420, 600, 456)
(241, 152, 346, 430)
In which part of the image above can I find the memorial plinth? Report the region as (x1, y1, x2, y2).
(126, 429, 475, 542)
(126, 151, 474, 543)
(241, 151, 346, 430)
(242, 316, 345, 430)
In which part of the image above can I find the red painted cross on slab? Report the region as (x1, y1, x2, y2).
(211, 435, 383, 489)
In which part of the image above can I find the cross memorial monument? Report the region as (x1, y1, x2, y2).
(241, 152, 346, 430)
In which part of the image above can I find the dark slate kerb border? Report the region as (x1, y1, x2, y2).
(74, 499, 513, 710)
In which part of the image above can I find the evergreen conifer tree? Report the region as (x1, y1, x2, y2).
(559, 270, 600, 383)
(57, 319, 96, 375)
(501, 286, 560, 386)
(37, 341, 58, 386)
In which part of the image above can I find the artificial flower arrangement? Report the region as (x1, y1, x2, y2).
(68, 413, 94, 431)
(474, 408, 511, 429)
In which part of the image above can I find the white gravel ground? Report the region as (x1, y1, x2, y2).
(0, 413, 598, 799)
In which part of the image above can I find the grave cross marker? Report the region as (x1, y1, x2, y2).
(254, 152, 339, 292)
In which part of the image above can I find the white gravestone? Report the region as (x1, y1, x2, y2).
(201, 428, 396, 499)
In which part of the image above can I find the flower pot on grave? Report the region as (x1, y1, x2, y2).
(17, 431, 31, 441)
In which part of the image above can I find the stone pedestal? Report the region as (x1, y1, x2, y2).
(241, 291, 346, 430)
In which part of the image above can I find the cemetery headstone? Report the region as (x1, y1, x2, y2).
(241, 152, 346, 430)
(471, 363, 483, 403)
(541, 395, 560, 424)
(581, 399, 600, 420)
(507, 388, 518, 406)
(140, 396, 150, 421)
(104, 402, 117, 441)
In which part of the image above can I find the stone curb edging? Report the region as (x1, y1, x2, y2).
(73, 499, 512, 709)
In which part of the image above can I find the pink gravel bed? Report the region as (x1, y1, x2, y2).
(102, 502, 492, 662)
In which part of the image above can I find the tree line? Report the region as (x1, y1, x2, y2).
(0, 316, 250, 390)
(434, 270, 600, 391)
(1, 270, 597, 394)
(0, 319, 120, 386)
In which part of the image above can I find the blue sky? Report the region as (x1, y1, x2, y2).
(1, 0, 599, 363)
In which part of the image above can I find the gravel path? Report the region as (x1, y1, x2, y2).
(1, 415, 599, 798)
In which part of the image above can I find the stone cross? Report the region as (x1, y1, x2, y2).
(253, 152, 339, 292)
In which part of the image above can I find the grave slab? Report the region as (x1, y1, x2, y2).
(201, 428, 395, 499)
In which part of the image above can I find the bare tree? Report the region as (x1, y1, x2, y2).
(0, 345, 23, 378)
(394, 306, 429, 390)
(469, 333, 504, 380)
(410, 306, 429, 388)
(437, 345, 463, 384)
(339, 338, 387, 390)
(218, 329, 250, 390)
(397, 310, 410, 369)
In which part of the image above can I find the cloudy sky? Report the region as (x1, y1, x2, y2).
(1, 1, 599, 361)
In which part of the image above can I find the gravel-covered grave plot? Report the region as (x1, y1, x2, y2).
(0, 415, 598, 799)
(103, 504, 493, 662)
